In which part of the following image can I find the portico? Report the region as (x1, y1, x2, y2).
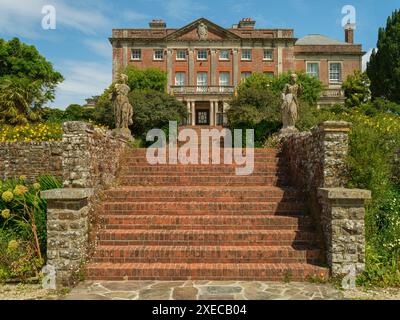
(181, 98, 230, 126)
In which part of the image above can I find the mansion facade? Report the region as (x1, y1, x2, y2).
(110, 18, 363, 126)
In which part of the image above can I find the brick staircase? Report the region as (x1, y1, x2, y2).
(86, 126, 328, 281)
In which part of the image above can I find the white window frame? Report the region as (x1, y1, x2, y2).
(241, 49, 252, 61)
(329, 62, 342, 83)
(219, 72, 230, 93)
(306, 61, 320, 79)
(175, 72, 185, 86)
(131, 49, 141, 61)
(219, 50, 230, 61)
(176, 50, 186, 61)
(197, 72, 208, 92)
(197, 49, 208, 61)
(263, 49, 273, 61)
(153, 49, 164, 60)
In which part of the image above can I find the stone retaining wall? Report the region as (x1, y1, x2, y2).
(62, 122, 126, 188)
(0, 142, 63, 182)
(281, 121, 371, 277)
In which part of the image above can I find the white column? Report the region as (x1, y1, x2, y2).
(210, 101, 215, 126)
(167, 49, 173, 93)
(186, 101, 191, 125)
(191, 101, 196, 126)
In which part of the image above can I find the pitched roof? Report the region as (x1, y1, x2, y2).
(165, 17, 241, 41)
(296, 34, 349, 45)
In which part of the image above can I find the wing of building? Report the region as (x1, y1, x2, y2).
(110, 18, 363, 126)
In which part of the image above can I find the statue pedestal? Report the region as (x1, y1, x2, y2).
(111, 128, 134, 142)
(279, 127, 299, 138)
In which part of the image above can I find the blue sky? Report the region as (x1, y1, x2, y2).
(0, 0, 397, 109)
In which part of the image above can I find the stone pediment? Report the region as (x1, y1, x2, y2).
(165, 18, 241, 41)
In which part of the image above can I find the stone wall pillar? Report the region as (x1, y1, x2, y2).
(41, 188, 93, 288)
(281, 121, 371, 277)
(318, 188, 371, 276)
(316, 121, 351, 188)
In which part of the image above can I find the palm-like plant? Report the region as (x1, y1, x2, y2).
(0, 77, 41, 125)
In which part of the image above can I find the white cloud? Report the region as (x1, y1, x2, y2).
(50, 60, 111, 109)
(0, 0, 112, 38)
(83, 39, 112, 59)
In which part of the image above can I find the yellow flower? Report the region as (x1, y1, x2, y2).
(1, 209, 10, 219)
(7, 240, 19, 251)
(13, 185, 28, 196)
(19, 175, 27, 181)
(2, 191, 14, 202)
(33, 182, 41, 190)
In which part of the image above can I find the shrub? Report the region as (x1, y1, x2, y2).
(0, 175, 62, 281)
(129, 90, 188, 140)
(342, 71, 371, 109)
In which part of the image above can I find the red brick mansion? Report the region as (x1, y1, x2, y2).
(110, 18, 363, 126)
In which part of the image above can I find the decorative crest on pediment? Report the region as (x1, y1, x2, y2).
(197, 22, 208, 40)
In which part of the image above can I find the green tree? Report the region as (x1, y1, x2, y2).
(91, 86, 114, 128)
(124, 66, 167, 92)
(0, 78, 42, 125)
(227, 76, 282, 145)
(129, 90, 187, 139)
(64, 104, 86, 121)
(270, 71, 324, 105)
(0, 38, 63, 124)
(93, 67, 170, 128)
(342, 71, 371, 108)
(367, 9, 400, 103)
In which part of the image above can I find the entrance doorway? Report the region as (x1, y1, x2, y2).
(196, 109, 210, 125)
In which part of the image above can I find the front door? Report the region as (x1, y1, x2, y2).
(196, 109, 210, 125)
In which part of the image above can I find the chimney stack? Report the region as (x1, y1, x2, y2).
(344, 22, 355, 44)
(238, 18, 256, 29)
(149, 19, 166, 29)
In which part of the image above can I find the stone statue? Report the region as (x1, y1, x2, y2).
(110, 73, 134, 140)
(281, 74, 302, 132)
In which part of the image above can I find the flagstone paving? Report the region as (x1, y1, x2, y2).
(63, 281, 344, 300)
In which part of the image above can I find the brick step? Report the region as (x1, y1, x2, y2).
(102, 201, 305, 214)
(91, 245, 322, 264)
(120, 162, 284, 168)
(86, 262, 329, 281)
(118, 175, 289, 186)
(104, 186, 303, 202)
(121, 158, 283, 166)
(125, 148, 279, 155)
(97, 230, 317, 246)
(119, 166, 285, 175)
(99, 215, 313, 231)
